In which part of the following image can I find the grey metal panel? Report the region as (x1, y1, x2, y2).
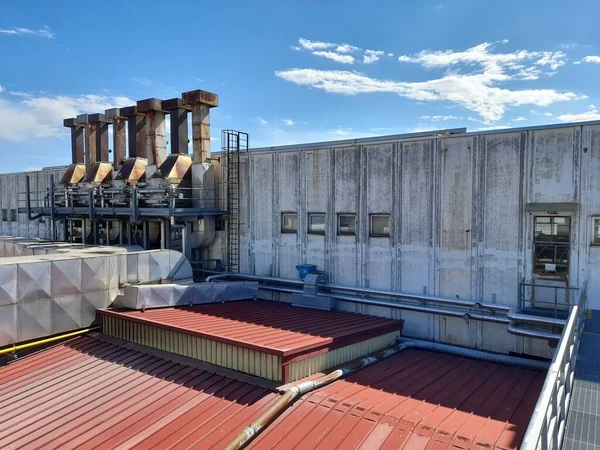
(17, 261, 52, 302)
(51, 294, 82, 333)
(0, 304, 16, 345)
(51, 258, 82, 297)
(0, 265, 17, 306)
(17, 299, 52, 342)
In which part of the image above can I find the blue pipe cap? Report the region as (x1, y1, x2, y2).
(296, 264, 317, 279)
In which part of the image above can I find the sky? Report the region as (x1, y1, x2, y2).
(1, 0, 600, 172)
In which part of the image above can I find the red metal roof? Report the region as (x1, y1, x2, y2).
(0, 335, 280, 450)
(0, 335, 544, 450)
(249, 349, 545, 450)
(99, 300, 403, 359)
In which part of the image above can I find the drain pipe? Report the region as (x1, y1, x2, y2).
(224, 342, 413, 450)
(0, 326, 100, 356)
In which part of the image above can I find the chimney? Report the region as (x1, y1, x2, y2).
(88, 113, 110, 162)
(105, 108, 126, 170)
(162, 98, 190, 155)
(63, 118, 84, 164)
(75, 114, 95, 168)
(137, 98, 167, 166)
(120, 105, 147, 159)
(181, 89, 218, 163)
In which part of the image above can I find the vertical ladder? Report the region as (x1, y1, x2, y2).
(222, 130, 248, 273)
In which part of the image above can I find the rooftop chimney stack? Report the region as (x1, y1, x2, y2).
(88, 114, 110, 162)
(162, 98, 190, 155)
(63, 118, 84, 164)
(105, 108, 126, 170)
(181, 89, 218, 163)
(121, 106, 147, 159)
(137, 98, 167, 166)
(75, 114, 95, 169)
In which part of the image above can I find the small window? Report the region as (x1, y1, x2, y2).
(593, 217, 600, 245)
(370, 214, 390, 237)
(1, 209, 7, 222)
(281, 213, 298, 233)
(337, 214, 356, 236)
(10, 209, 17, 222)
(308, 213, 325, 235)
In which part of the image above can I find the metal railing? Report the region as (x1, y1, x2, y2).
(521, 282, 587, 450)
(519, 278, 579, 318)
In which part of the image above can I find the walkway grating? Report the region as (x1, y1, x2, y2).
(562, 309, 600, 450)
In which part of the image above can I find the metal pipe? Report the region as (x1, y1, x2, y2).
(49, 174, 56, 240)
(224, 342, 412, 450)
(507, 322, 561, 341)
(205, 273, 303, 287)
(395, 338, 549, 370)
(508, 309, 567, 327)
(0, 326, 100, 356)
(25, 175, 44, 221)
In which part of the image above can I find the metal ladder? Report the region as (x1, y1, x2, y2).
(222, 130, 248, 273)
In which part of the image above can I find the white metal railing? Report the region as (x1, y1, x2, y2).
(521, 282, 588, 450)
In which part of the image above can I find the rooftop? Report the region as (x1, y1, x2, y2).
(0, 334, 545, 450)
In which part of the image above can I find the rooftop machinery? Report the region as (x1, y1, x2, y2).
(24, 89, 232, 263)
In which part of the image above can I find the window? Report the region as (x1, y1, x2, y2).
(337, 214, 356, 236)
(308, 213, 325, 235)
(1, 209, 6, 222)
(533, 216, 570, 276)
(10, 209, 17, 222)
(281, 213, 298, 233)
(370, 214, 390, 237)
(593, 217, 600, 245)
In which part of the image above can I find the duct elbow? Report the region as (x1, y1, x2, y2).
(190, 217, 216, 248)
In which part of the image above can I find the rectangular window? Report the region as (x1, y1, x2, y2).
(593, 217, 600, 245)
(337, 214, 356, 236)
(1, 209, 6, 222)
(281, 213, 298, 233)
(10, 209, 17, 222)
(533, 216, 570, 276)
(370, 214, 390, 237)
(308, 213, 325, 235)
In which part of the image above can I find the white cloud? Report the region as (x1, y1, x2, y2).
(363, 49, 384, 64)
(329, 128, 352, 136)
(476, 125, 511, 131)
(312, 51, 355, 64)
(298, 38, 336, 51)
(544, 112, 554, 117)
(0, 91, 133, 142)
(557, 104, 600, 122)
(336, 43, 359, 53)
(420, 114, 461, 121)
(0, 85, 3, 93)
(275, 68, 582, 123)
(0, 25, 54, 38)
(257, 117, 268, 126)
(25, 166, 43, 172)
(575, 55, 600, 65)
(513, 116, 527, 121)
(387, 53, 394, 57)
(283, 118, 295, 126)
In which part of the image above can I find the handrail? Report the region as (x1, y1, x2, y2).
(521, 282, 587, 450)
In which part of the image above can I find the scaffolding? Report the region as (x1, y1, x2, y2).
(222, 130, 248, 273)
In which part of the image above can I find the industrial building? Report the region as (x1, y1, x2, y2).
(0, 88, 597, 450)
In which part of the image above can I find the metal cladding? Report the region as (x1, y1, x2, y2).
(120, 105, 147, 159)
(153, 153, 192, 183)
(162, 98, 190, 155)
(75, 113, 95, 168)
(182, 89, 219, 163)
(0, 245, 192, 347)
(59, 163, 86, 185)
(114, 156, 147, 184)
(137, 98, 167, 166)
(63, 118, 84, 164)
(105, 107, 126, 169)
(99, 299, 403, 382)
(0, 335, 281, 449)
(88, 113, 110, 162)
(83, 161, 113, 184)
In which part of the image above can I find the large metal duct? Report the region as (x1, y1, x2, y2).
(105, 108, 127, 170)
(182, 89, 218, 163)
(137, 98, 167, 167)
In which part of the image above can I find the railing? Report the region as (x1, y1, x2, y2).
(521, 282, 587, 450)
(519, 278, 579, 318)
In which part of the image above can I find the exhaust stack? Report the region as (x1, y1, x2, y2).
(182, 89, 218, 163)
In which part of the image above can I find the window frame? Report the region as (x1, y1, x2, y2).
(337, 213, 357, 236)
(593, 217, 600, 246)
(281, 212, 299, 234)
(1, 209, 7, 222)
(308, 213, 326, 235)
(370, 214, 391, 238)
(10, 209, 17, 222)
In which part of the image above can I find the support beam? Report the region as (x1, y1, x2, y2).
(89, 113, 110, 162)
(105, 108, 127, 170)
(137, 98, 167, 166)
(162, 98, 190, 155)
(76, 114, 95, 168)
(121, 106, 147, 159)
(63, 118, 85, 164)
(182, 89, 218, 163)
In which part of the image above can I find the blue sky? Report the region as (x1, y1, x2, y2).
(1, 0, 600, 172)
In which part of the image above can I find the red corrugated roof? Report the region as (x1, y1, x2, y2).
(249, 349, 545, 450)
(99, 300, 403, 358)
(0, 335, 544, 450)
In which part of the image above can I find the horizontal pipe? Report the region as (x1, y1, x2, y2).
(0, 326, 100, 356)
(507, 322, 561, 341)
(206, 273, 303, 287)
(508, 310, 567, 327)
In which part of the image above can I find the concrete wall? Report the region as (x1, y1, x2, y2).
(239, 124, 600, 357)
